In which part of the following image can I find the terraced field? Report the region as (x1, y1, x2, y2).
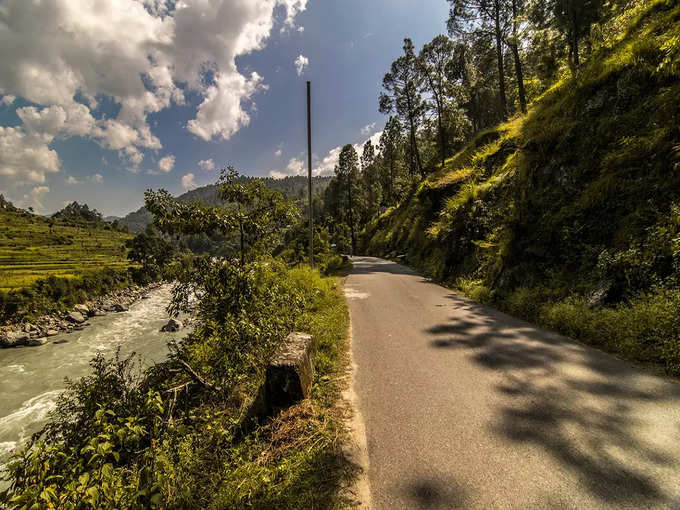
(0, 208, 132, 291)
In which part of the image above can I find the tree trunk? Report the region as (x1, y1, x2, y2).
(239, 219, 245, 268)
(494, 0, 508, 120)
(389, 156, 394, 204)
(511, 0, 527, 113)
(436, 91, 446, 167)
(347, 172, 356, 256)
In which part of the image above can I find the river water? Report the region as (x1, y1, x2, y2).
(0, 285, 180, 472)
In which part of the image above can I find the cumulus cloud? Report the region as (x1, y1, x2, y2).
(90, 173, 103, 183)
(181, 172, 197, 190)
(66, 173, 103, 184)
(275, 148, 283, 157)
(65, 176, 81, 184)
(0, 0, 307, 187)
(157, 154, 176, 173)
(269, 156, 305, 179)
(297, 26, 305, 33)
(16, 186, 50, 212)
(198, 158, 216, 171)
(294, 55, 309, 76)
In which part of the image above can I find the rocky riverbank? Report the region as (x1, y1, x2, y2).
(0, 284, 164, 348)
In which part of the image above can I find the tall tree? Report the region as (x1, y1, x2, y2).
(380, 38, 426, 177)
(549, 0, 604, 70)
(335, 145, 360, 255)
(420, 35, 457, 167)
(448, 0, 513, 119)
(379, 117, 403, 205)
(508, 0, 528, 112)
(361, 139, 381, 219)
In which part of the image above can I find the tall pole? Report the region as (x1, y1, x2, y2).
(306, 81, 314, 268)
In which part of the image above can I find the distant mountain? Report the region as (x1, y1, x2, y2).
(118, 175, 332, 234)
(104, 215, 121, 222)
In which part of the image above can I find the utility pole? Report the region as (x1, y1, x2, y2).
(306, 80, 314, 268)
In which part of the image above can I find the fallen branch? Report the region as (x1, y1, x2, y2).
(179, 360, 222, 392)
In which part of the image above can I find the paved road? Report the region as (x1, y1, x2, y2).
(346, 257, 680, 509)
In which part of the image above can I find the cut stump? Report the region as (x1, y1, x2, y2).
(265, 332, 314, 412)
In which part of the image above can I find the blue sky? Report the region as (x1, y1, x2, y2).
(0, 0, 449, 216)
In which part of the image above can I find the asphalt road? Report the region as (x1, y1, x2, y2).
(346, 256, 680, 509)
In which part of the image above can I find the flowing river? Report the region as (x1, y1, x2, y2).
(0, 285, 181, 473)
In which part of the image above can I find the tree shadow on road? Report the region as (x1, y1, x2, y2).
(425, 293, 680, 507)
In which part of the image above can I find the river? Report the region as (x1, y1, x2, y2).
(0, 285, 181, 473)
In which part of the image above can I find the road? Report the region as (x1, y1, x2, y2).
(346, 256, 680, 509)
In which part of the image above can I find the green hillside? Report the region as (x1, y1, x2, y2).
(0, 208, 131, 291)
(363, 0, 680, 374)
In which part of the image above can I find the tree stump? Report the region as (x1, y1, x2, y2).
(265, 332, 314, 412)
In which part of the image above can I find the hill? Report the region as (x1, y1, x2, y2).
(363, 0, 680, 374)
(0, 207, 131, 291)
(118, 175, 332, 233)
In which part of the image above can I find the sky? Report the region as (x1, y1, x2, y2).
(0, 0, 449, 217)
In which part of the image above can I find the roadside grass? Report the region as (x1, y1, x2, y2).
(195, 270, 357, 509)
(0, 209, 130, 290)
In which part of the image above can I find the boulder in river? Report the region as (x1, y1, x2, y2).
(67, 311, 86, 324)
(25, 337, 48, 347)
(112, 303, 129, 312)
(161, 318, 183, 332)
(46, 329, 59, 337)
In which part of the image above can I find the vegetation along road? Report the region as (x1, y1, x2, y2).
(347, 257, 680, 509)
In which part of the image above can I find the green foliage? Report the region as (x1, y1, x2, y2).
(0, 263, 353, 509)
(126, 226, 177, 284)
(0, 268, 133, 324)
(363, 0, 680, 375)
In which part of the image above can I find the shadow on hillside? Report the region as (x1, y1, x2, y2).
(424, 294, 680, 507)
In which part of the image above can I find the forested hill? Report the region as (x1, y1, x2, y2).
(362, 1, 680, 374)
(118, 175, 331, 233)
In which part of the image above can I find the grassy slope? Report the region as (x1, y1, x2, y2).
(0, 208, 131, 291)
(363, 0, 680, 375)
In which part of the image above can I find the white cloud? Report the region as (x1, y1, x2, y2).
(297, 26, 305, 33)
(66, 173, 104, 184)
(294, 55, 309, 77)
(17, 185, 49, 212)
(275, 148, 283, 157)
(157, 154, 176, 173)
(0, 126, 60, 185)
(315, 130, 383, 177)
(1, 94, 15, 105)
(0, 0, 307, 187)
(361, 122, 376, 136)
(269, 156, 305, 179)
(198, 158, 216, 171)
(181, 172, 197, 190)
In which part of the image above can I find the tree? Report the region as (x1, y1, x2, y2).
(360, 139, 381, 220)
(335, 145, 360, 255)
(126, 225, 176, 279)
(549, 0, 604, 70)
(145, 167, 298, 268)
(379, 117, 403, 205)
(508, 0, 528, 112)
(448, 0, 526, 118)
(380, 38, 426, 177)
(420, 35, 458, 167)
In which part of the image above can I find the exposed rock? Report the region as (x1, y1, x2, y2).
(67, 311, 86, 323)
(1, 331, 30, 347)
(54, 339, 69, 344)
(74, 304, 90, 315)
(93, 310, 106, 317)
(112, 303, 129, 312)
(588, 280, 613, 309)
(25, 337, 48, 347)
(265, 332, 314, 412)
(161, 318, 183, 332)
(46, 329, 59, 337)
(73, 325, 85, 331)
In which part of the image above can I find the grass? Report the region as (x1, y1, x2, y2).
(0, 209, 131, 290)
